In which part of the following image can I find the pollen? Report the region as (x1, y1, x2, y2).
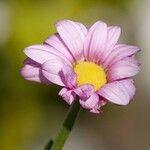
(74, 61, 107, 91)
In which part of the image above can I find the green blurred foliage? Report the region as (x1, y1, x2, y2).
(0, 0, 148, 150)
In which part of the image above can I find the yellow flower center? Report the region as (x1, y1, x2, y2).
(74, 61, 107, 91)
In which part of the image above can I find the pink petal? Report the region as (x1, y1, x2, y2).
(74, 84, 105, 113)
(21, 58, 50, 84)
(84, 21, 107, 62)
(24, 44, 71, 65)
(56, 20, 87, 60)
(59, 65, 77, 89)
(45, 33, 75, 63)
(59, 88, 75, 105)
(97, 79, 136, 105)
(103, 44, 140, 68)
(79, 93, 100, 113)
(90, 100, 107, 113)
(74, 84, 94, 99)
(107, 26, 121, 47)
(108, 57, 140, 81)
(100, 26, 121, 62)
(42, 59, 66, 86)
(75, 22, 88, 36)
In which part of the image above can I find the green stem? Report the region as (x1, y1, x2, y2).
(45, 140, 53, 150)
(45, 97, 81, 150)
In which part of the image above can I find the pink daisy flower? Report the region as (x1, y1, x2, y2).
(21, 20, 140, 113)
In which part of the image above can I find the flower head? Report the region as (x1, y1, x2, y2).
(21, 20, 140, 113)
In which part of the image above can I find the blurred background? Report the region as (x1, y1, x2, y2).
(0, 0, 149, 150)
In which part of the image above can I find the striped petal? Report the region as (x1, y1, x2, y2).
(56, 20, 87, 61)
(59, 64, 77, 89)
(59, 88, 75, 105)
(100, 26, 121, 62)
(107, 26, 121, 48)
(45, 33, 75, 63)
(21, 58, 50, 84)
(74, 84, 94, 99)
(108, 57, 140, 81)
(98, 79, 136, 105)
(79, 93, 100, 113)
(42, 58, 66, 86)
(103, 44, 140, 68)
(84, 21, 107, 62)
(24, 44, 71, 65)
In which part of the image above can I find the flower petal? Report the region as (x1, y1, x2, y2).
(45, 33, 75, 63)
(21, 58, 50, 84)
(107, 26, 121, 48)
(74, 84, 94, 99)
(103, 44, 140, 68)
(98, 79, 136, 105)
(75, 22, 88, 36)
(79, 93, 100, 113)
(24, 44, 71, 65)
(56, 20, 87, 60)
(59, 65, 77, 89)
(90, 100, 107, 113)
(84, 21, 107, 62)
(59, 88, 75, 105)
(108, 57, 140, 81)
(42, 58, 66, 86)
(100, 26, 121, 62)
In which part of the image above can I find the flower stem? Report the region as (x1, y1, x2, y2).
(45, 97, 81, 150)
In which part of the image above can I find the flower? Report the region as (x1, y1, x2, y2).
(21, 20, 140, 113)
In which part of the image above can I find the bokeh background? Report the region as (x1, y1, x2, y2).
(0, 0, 149, 150)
